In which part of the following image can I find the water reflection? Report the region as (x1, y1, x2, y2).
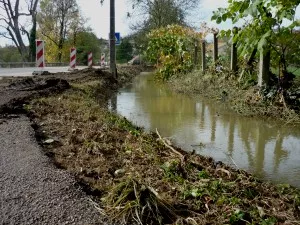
(114, 72, 300, 187)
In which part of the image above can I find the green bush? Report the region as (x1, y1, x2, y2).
(146, 24, 202, 80)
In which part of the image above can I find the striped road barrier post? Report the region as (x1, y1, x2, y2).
(32, 40, 49, 75)
(69, 47, 76, 70)
(88, 52, 93, 67)
(36, 40, 45, 69)
(101, 53, 105, 67)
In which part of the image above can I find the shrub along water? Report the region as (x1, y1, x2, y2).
(146, 24, 202, 80)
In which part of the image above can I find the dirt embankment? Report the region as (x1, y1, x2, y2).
(168, 70, 300, 124)
(26, 68, 300, 224)
(0, 65, 143, 225)
(0, 65, 144, 114)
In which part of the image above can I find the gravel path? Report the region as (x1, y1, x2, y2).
(0, 116, 105, 224)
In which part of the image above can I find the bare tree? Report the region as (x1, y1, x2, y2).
(129, 0, 199, 29)
(37, 0, 79, 62)
(0, 0, 39, 61)
(127, 0, 200, 52)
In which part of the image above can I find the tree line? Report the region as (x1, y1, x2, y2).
(0, 0, 102, 63)
(0, 0, 199, 63)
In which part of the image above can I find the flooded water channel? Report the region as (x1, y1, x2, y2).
(110, 72, 300, 187)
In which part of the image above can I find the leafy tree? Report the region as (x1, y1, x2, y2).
(212, 0, 300, 86)
(0, 0, 39, 61)
(146, 24, 202, 80)
(128, 0, 199, 52)
(37, 0, 80, 62)
(70, 30, 101, 65)
(129, 0, 189, 29)
(116, 37, 133, 63)
(0, 45, 22, 62)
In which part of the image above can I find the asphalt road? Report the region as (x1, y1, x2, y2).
(0, 66, 89, 77)
(0, 78, 108, 224)
(0, 116, 105, 224)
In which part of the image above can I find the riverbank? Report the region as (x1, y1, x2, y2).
(0, 66, 143, 224)
(168, 70, 300, 124)
(26, 69, 300, 224)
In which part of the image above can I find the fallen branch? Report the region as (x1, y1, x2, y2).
(216, 168, 231, 178)
(156, 128, 184, 159)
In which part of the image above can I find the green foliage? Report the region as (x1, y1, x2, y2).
(260, 217, 277, 225)
(198, 170, 210, 179)
(73, 31, 101, 65)
(116, 37, 134, 63)
(37, 0, 85, 62)
(229, 209, 245, 224)
(107, 113, 142, 137)
(161, 160, 184, 183)
(0, 45, 23, 62)
(146, 24, 202, 80)
(212, 0, 300, 80)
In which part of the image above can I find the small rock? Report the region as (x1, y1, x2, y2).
(44, 139, 55, 144)
(114, 169, 125, 177)
(257, 206, 265, 217)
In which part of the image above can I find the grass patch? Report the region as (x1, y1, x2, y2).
(28, 77, 300, 224)
(168, 70, 300, 124)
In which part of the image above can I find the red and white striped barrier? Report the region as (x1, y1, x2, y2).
(36, 40, 45, 69)
(101, 53, 105, 67)
(88, 52, 93, 67)
(69, 47, 76, 70)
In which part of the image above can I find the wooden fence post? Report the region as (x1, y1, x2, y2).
(258, 49, 270, 87)
(213, 32, 218, 64)
(231, 42, 238, 73)
(201, 41, 206, 72)
(194, 40, 199, 67)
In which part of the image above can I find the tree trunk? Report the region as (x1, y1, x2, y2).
(0, 0, 39, 62)
(29, 13, 37, 62)
(13, 17, 28, 61)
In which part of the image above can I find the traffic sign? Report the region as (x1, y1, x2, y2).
(115, 32, 121, 45)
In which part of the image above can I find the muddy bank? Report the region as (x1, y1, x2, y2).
(0, 66, 143, 225)
(168, 70, 300, 124)
(0, 66, 144, 115)
(27, 73, 300, 224)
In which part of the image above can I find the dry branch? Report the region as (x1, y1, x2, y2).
(156, 128, 184, 159)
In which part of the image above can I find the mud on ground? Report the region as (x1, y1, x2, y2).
(26, 69, 300, 224)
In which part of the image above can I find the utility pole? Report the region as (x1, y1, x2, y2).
(109, 0, 116, 78)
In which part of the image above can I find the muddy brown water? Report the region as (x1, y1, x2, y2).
(110, 72, 300, 187)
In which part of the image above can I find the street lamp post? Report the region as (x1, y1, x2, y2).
(109, 0, 116, 78)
